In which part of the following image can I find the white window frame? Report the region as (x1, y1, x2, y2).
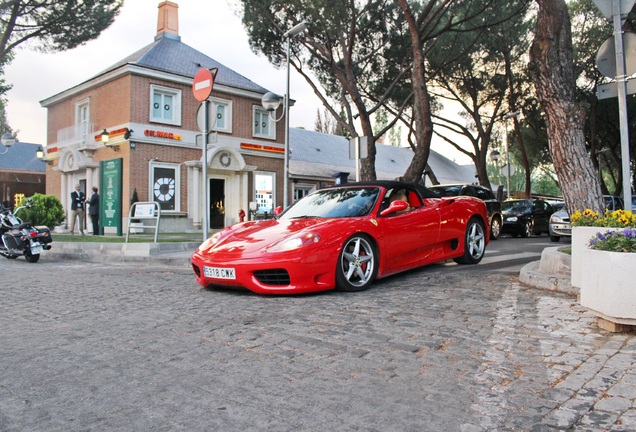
(209, 97, 232, 133)
(293, 183, 316, 203)
(150, 84, 182, 126)
(253, 106, 276, 140)
(149, 162, 181, 212)
(75, 98, 91, 144)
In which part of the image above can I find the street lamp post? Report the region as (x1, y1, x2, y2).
(261, 21, 309, 209)
(503, 111, 520, 200)
(489, 149, 501, 186)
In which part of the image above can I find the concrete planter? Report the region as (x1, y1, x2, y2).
(579, 249, 636, 327)
(571, 226, 618, 289)
(572, 227, 636, 331)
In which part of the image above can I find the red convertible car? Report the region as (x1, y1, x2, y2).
(191, 181, 490, 294)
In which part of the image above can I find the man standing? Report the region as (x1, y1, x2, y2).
(87, 186, 100, 235)
(70, 184, 85, 235)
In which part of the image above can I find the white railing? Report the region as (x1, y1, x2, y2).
(55, 123, 96, 147)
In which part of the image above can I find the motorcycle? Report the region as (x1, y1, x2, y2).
(0, 199, 53, 263)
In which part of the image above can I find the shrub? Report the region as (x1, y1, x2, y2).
(16, 194, 65, 228)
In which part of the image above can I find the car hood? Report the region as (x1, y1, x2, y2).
(196, 217, 361, 258)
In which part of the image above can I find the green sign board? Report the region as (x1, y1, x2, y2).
(100, 158, 123, 236)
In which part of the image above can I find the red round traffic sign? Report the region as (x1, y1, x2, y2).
(192, 68, 214, 102)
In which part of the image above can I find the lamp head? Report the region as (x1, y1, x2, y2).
(261, 92, 282, 112)
(101, 129, 110, 143)
(1, 132, 16, 148)
(284, 21, 310, 38)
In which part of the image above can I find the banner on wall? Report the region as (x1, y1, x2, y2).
(100, 158, 123, 236)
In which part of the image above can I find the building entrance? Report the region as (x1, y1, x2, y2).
(209, 178, 225, 229)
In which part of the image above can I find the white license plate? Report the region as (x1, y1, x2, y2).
(30, 244, 43, 254)
(204, 266, 236, 280)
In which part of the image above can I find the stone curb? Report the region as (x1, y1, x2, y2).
(519, 246, 576, 295)
(44, 241, 199, 268)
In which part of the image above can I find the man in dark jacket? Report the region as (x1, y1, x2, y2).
(69, 184, 85, 235)
(87, 186, 99, 235)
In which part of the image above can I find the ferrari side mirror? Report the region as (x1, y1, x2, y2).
(380, 200, 408, 216)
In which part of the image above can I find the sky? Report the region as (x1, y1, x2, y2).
(4, 0, 471, 165)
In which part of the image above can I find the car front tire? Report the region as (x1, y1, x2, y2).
(454, 218, 486, 265)
(336, 234, 378, 292)
(490, 217, 501, 240)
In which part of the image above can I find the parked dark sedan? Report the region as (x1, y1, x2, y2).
(429, 184, 503, 240)
(501, 199, 553, 238)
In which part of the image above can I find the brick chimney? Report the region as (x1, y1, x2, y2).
(156, 1, 180, 41)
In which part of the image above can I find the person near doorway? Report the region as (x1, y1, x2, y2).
(69, 184, 86, 235)
(87, 186, 99, 235)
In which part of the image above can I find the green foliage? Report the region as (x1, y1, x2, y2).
(0, 0, 122, 98)
(16, 194, 65, 228)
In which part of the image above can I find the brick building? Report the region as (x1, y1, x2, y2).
(40, 1, 289, 233)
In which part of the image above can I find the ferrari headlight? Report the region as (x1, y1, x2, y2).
(268, 232, 321, 252)
(507, 216, 518, 222)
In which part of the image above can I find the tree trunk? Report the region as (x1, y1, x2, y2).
(529, 0, 604, 213)
(397, 0, 435, 183)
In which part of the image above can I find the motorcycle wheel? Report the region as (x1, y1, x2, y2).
(25, 253, 40, 263)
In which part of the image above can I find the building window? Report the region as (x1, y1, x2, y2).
(254, 172, 275, 214)
(209, 97, 232, 133)
(253, 107, 275, 139)
(150, 85, 182, 126)
(150, 162, 180, 212)
(75, 99, 90, 144)
(293, 183, 315, 203)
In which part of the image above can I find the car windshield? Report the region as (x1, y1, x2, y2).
(502, 200, 531, 213)
(281, 187, 381, 219)
(429, 186, 461, 197)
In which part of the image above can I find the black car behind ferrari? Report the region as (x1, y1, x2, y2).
(501, 199, 553, 238)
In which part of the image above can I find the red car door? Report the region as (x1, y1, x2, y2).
(377, 203, 441, 274)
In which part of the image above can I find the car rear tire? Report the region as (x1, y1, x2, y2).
(521, 221, 533, 238)
(490, 217, 501, 240)
(454, 218, 486, 265)
(336, 234, 377, 292)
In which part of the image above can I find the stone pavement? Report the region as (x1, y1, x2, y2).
(0, 250, 635, 432)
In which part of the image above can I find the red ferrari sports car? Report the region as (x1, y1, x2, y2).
(191, 181, 490, 294)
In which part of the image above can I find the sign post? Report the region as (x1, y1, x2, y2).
(192, 68, 218, 241)
(593, 0, 635, 211)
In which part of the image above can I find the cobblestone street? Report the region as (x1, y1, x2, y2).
(1, 259, 635, 431)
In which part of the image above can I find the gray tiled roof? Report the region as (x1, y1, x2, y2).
(96, 35, 269, 93)
(289, 129, 476, 184)
(0, 142, 46, 172)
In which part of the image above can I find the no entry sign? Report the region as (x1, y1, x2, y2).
(192, 68, 217, 102)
